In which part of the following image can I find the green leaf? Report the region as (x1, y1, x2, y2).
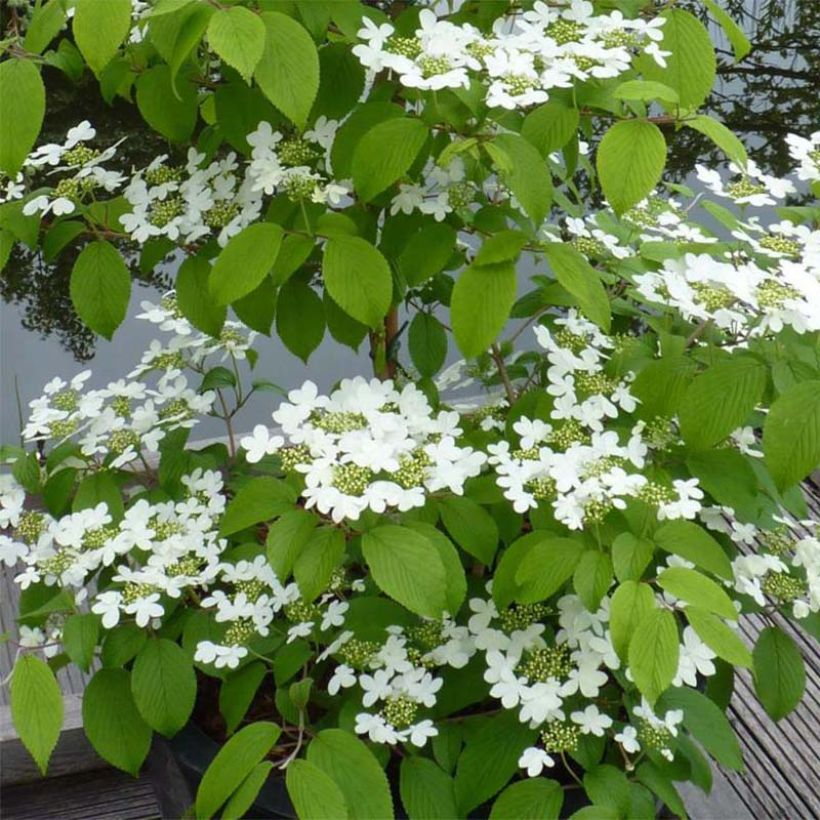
(763, 380, 820, 490)
(583, 765, 631, 817)
(131, 638, 196, 737)
(102, 624, 147, 668)
(209, 223, 283, 305)
(492, 531, 549, 609)
(752, 627, 805, 721)
(10, 655, 63, 775)
(612, 79, 680, 105)
(657, 567, 737, 620)
(70, 240, 131, 340)
(362, 526, 448, 618)
(196, 722, 281, 819)
(514, 537, 584, 604)
(473, 230, 527, 266)
(352, 117, 429, 201)
(573, 551, 614, 612)
(702, 0, 751, 62)
(136, 64, 198, 143)
(0, 60, 45, 177)
(409, 312, 448, 377)
(543, 243, 611, 331)
(271, 233, 315, 286)
(686, 606, 752, 668)
(23, 0, 67, 54)
(176, 255, 226, 337)
(294, 527, 345, 601)
(255, 12, 319, 128)
(207, 6, 266, 83)
(609, 580, 656, 662)
(306, 729, 393, 820)
(286, 759, 349, 820)
(628, 608, 680, 704)
(490, 779, 563, 820)
(219, 663, 268, 735)
(491, 133, 553, 226)
(322, 236, 392, 328)
(73, 0, 132, 75)
(679, 357, 766, 450)
(400, 756, 459, 820)
(62, 613, 100, 672)
(276, 280, 325, 362)
(686, 449, 758, 519)
(635, 762, 686, 819)
(83, 669, 152, 776)
(398, 222, 457, 286)
(219, 477, 296, 536)
(597, 120, 666, 215)
(654, 520, 733, 580)
(521, 101, 579, 157)
(451, 261, 516, 357)
(684, 115, 748, 168)
(222, 761, 274, 820)
(405, 522, 468, 617)
(454, 710, 538, 814)
(266, 509, 319, 579)
(631, 356, 697, 419)
(612, 533, 655, 583)
(331, 102, 404, 179)
(439, 496, 499, 565)
(637, 9, 716, 109)
(658, 687, 744, 771)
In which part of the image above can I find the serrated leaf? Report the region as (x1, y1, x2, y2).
(136, 64, 198, 143)
(439, 496, 499, 565)
(628, 608, 679, 704)
(306, 729, 393, 820)
(521, 101, 579, 157)
(491, 132, 552, 226)
(763, 380, 820, 491)
(131, 638, 196, 737)
(207, 6, 265, 83)
(514, 537, 584, 604)
(73, 0, 132, 75)
(451, 261, 516, 357)
(752, 627, 805, 721)
(612, 533, 655, 583)
(684, 115, 748, 168)
(583, 765, 631, 817)
(196, 722, 281, 819)
(219, 477, 296, 536)
(612, 79, 680, 105)
(400, 756, 459, 820)
(294, 527, 345, 601)
(573, 551, 614, 612)
(609, 580, 656, 662)
(409, 312, 448, 377)
(286, 759, 348, 819)
(176, 254, 226, 337)
(23, 0, 67, 54)
(222, 761, 274, 820)
(657, 567, 737, 619)
(0, 60, 45, 177)
(255, 12, 319, 128)
(219, 663, 267, 735)
(276, 280, 325, 362)
(322, 236, 392, 328)
(70, 241, 131, 340)
(352, 118, 429, 201)
(490, 779, 563, 819)
(10, 655, 63, 775)
(265, 509, 319, 579)
(209, 223, 283, 305)
(686, 606, 751, 668)
(362, 526, 448, 618)
(597, 120, 666, 215)
(83, 668, 152, 776)
(543, 243, 611, 331)
(62, 613, 100, 672)
(654, 520, 733, 579)
(702, 0, 751, 62)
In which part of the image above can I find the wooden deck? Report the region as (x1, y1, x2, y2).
(0, 490, 818, 818)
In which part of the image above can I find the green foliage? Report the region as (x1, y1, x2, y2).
(207, 6, 265, 83)
(73, 0, 132, 75)
(515, 537, 584, 603)
(752, 627, 806, 720)
(409, 312, 448, 376)
(255, 13, 319, 128)
(306, 730, 394, 820)
(83, 668, 153, 776)
(11, 655, 64, 775)
(597, 120, 666, 215)
(175, 255, 226, 337)
(196, 721, 281, 819)
(543, 243, 611, 331)
(322, 236, 393, 328)
(490, 779, 563, 819)
(286, 759, 349, 819)
(219, 663, 267, 735)
(439, 496, 499, 564)
(657, 567, 737, 620)
(209, 223, 284, 305)
(219, 477, 296, 536)
(131, 638, 196, 737)
(609, 580, 656, 662)
(628, 608, 679, 704)
(62, 613, 100, 671)
(136, 64, 198, 143)
(0, 59, 45, 177)
(400, 756, 459, 820)
(70, 241, 131, 340)
(686, 607, 752, 668)
(653, 520, 733, 579)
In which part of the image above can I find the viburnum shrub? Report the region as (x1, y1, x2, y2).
(1, 1, 819, 818)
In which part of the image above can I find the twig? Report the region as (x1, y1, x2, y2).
(491, 344, 517, 406)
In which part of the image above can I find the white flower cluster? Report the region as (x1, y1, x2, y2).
(488, 312, 703, 529)
(18, 293, 261, 468)
(241, 378, 486, 523)
(1, 120, 126, 215)
(701, 508, 820, 620)
(786, 131, 820, 182)
(354, 3, 668, 109)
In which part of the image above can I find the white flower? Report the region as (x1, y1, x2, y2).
(614, 724, 641, 754)
(570, 704, 613, 736)
(240, 425, 284, 463)
(518, 746, 555, 777)
(407, 719, 438, 747)
(328, 664, 357, 695)
(321, 600, 349, 631)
